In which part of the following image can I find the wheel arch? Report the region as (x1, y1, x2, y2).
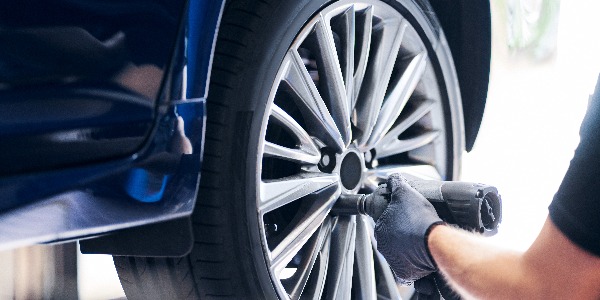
(427, 0, 492, 152)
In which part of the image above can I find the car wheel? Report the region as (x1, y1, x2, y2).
(114, 0, 464, 298)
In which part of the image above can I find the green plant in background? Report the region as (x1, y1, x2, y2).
(505, 0, 561, 60)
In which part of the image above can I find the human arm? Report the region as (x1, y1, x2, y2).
(375, 76, 600, 298)
(428, 216, 600, 299)
(374, 174, 600, 299)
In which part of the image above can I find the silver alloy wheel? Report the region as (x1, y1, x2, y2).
(257, 0, 460, 298)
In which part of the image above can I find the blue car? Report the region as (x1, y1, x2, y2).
(0, 0, 491, 298)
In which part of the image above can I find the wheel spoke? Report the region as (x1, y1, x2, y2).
(323, 216, 356, 300)
(284, 218, 333, 300)
(264, 142, 321, 165)
(315, 16, 352, 146)
(364, 164, 442, 190)
(379, 99, 435, 147)
(373, 246, 402, 300)
(260, 173, 339, 214)
(270, 184, 341, 275)
(363, 206, 405, 300)
(334, 7, 356, 114)
(355, 19, 407, 149)
(283, 50, 345, 151)
(270, 104, 320, 157)
(365, 52, 428, 149)
(352, 6, 373, 111)
(299, 233, 331, 300)
(353, 215, 377, 299)
(375, 130, 439, 159)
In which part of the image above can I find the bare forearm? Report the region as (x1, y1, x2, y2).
(427, 225, 534, 299)
(428, 220, 600, 299)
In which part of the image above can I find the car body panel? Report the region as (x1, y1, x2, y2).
(0, 0, 188, 172)
(0, 99, 205, 250)
(0, 0, 224, 250)
(0, 84, 153, 175)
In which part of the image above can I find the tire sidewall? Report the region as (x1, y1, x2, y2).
(222, 0, 333, 298)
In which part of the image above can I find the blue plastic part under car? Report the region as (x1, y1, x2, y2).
(125, 169, 170, 203)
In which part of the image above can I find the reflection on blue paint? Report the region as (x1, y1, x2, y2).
(187, 0, 223, 98)
(125, 168, 169, 203)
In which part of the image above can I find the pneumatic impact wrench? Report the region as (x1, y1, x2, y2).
(332, 179, 502, 233)
(331, 178, 503, 300)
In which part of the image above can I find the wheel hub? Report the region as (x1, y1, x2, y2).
(338, 149, 364, 192)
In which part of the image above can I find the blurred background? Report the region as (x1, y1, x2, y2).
(2, 0, 600, 298)
(463, 0, 600, 251)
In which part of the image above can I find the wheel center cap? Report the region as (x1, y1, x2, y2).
(339, 150, 363, 191)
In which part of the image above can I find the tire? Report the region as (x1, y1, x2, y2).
(114, 0, 464, 299)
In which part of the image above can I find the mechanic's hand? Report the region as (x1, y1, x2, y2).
(374, 173, 444, 282)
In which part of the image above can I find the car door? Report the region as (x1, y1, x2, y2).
(0, 0, 187, 175)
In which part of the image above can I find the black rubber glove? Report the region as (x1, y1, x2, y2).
(374, 173, 444, 282)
